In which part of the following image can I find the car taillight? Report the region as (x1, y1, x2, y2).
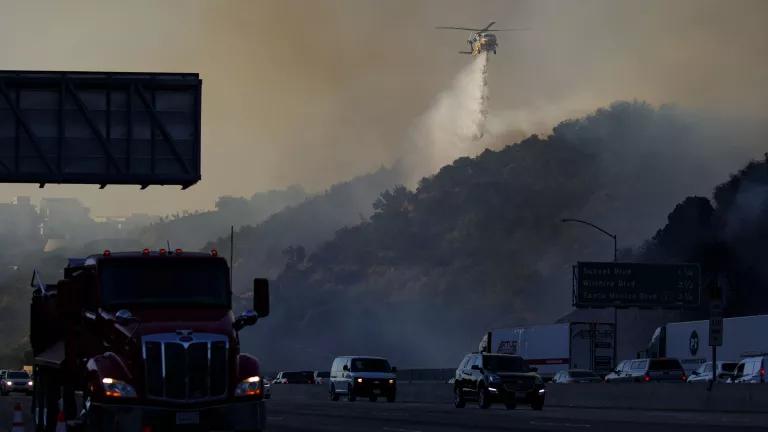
(681, 374, 687, 382)
(643, 373, 651, 382)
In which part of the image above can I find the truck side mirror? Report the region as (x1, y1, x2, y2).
(343, 365, 349, 372)
(253, 278, 270, 318)
(391, 366, 397, 373)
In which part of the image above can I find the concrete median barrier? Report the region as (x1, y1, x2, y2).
(270, 383, 454, 403)
(545, 383, 768, 413)
(270, 382, 768, 413)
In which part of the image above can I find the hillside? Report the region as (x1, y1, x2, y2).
(241, 102, 767, 370)
(131, 185, 307, 250)
(206, 166, 402, 291)
(640, 156, 768, 316)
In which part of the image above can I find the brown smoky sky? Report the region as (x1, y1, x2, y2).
(0, 0, 766, 216)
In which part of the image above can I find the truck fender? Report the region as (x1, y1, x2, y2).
(236, 353, 261, 381)
(85, 352, 132, 396)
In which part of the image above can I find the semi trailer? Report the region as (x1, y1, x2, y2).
(479, 322, 616, 379)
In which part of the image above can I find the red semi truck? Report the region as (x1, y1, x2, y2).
(30, 249, 270, 431)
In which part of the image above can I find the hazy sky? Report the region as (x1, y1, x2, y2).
(0, 0, 766, 216)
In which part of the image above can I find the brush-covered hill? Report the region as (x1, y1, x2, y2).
(131, 185, 308, 250)
(241, 101, 767, 370)
(640, 156, 768, 316)
(206, 166, 402, 290)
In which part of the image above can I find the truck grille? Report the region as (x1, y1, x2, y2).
(143, 333, 228, 401)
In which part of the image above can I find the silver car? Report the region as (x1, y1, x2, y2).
(1, 370, 32, 395)
(552, 369, 602, 384)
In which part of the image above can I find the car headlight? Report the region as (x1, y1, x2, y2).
(356, 378, 363, 383)
(235, 376, 263, 397)
(101, 378, 137, 398)
(388, 379, 395, 384)
(5, 381, 12, 386)
(488, 374, 501, 383)
(27, 381, 33, 386)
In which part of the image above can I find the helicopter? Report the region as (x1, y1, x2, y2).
(435, 21, 528, 55)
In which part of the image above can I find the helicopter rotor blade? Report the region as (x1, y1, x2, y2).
(481, 21, 496, 31)
(491, 28, 531, 32)
(435, 26, 484, 31)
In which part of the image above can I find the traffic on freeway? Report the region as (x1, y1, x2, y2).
(1, 1, 768, 431)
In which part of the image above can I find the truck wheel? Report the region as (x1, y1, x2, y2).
(386, 393, 396, 403)
(330, 385, 339, 401)
(347, 385, 356, 402)
(477, 386, 491, 409)
(454, 387, 466, 408)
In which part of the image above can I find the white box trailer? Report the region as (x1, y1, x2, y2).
(478, 322, 616, 378)
(646, 314, 768, 375)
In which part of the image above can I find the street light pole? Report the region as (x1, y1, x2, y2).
(561, 218, 619, 369)
(561, 218, 617, 262)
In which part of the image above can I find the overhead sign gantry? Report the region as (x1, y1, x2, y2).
(0, 70, 201, 188)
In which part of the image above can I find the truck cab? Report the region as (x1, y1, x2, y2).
(30, 250, 270, 432)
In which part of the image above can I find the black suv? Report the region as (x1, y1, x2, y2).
(454, 353, 545, 410)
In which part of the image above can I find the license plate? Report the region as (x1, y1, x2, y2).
(176, 412, 200, 425)
(373, 388, 382, 394)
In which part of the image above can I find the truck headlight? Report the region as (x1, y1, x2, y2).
(27, 381, 33, 386)
(5, 381, 12, 386)
(101, 378, 137, 398)
(235, 376, 263, 397)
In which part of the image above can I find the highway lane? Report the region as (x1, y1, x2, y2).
(1, 395, 767, 431)
(265, 398, 768, 432)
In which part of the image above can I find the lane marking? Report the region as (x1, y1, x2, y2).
(530, 421, 592, 428)
(382, 428, 422, 432)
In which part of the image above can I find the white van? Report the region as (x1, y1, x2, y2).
(329, 356, 397, 402)
(732, 356, 767, 384)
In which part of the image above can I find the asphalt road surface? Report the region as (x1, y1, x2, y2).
(1, 395, 768, 431)
(265, 399, 768, 432)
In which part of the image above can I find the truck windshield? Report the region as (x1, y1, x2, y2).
(99, 258, 230, 308)
(483, 355, 529, 372)
(351, 358, 391, 372)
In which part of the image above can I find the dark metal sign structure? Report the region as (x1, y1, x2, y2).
(574, 262, 701, 308)
(0, 71, 201, 188)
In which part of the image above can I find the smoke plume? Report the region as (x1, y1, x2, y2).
(404, 53, 490, 185)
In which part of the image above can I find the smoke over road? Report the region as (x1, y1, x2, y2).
(404, 53, 490, 185)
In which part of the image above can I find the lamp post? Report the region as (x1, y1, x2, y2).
(561, 218, 619, 369)
(560, 218, 617, 262)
